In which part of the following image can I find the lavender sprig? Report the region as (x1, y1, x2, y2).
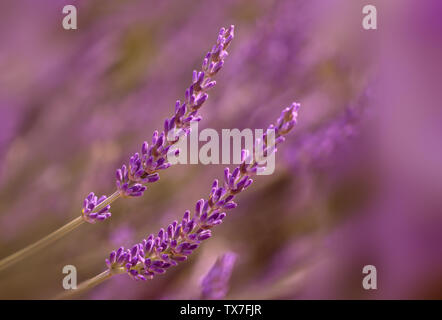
(104, 102, 300, 281)
(0, 26, 234, 274)
(83, 25, 235, 223)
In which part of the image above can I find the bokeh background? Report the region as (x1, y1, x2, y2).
(0, 0, 441, 299)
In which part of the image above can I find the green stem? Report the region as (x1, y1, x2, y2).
(0, 190, 121, 273)
(0, 216, 84, 272)
(55, 270, 114, 300)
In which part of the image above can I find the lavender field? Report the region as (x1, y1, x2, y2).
(0, 0, 441, 300)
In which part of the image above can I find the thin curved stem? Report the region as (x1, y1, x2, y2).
(0, 190, 121, 273)
(54, 270, 114, 300)
(0, 216, 84, 272)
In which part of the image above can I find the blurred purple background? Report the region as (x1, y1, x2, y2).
(0, 0, 441, 299)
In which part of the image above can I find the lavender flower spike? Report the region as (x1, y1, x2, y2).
(83, 25, 235, 223)
(105, 102, 300, 280)
(201, 252, 237, 299)
(82, 192, 111, 224)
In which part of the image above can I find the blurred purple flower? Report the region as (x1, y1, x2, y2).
(286, 90, 371, 171)
(109, 224, 136, 248)
(201, 252, 237, 299)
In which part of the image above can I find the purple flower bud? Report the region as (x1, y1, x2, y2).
(232, 177, 246, 192)
(194, 93, 208, 109)
(231, 167, 240, 180)
(202, 58, 209, 70)
(129, 270, 139, 277)
(196, 71, 204, 85)
(176, 103, 186, 118)
(188, 243, 199, 251)
(145, 156, 153, 169)
(161, 254, 170, 261)
(158, 228, 165, 241)
(241, 149, 249, 163)
(207, 211, 220, 224)
(164, 119, 170, 133)
(223, 168, 230, 186)
(171, 255, 187, 262)
(96, 205, 109, 215)
(244, 179, 253, 189)
(174, 225, 182, 239)
(156, 163, 171, 170)
(203, 80, 216, 90)
(131, 245, 139, 257)
(116, 169, 123, 182)
(210, 60, 224, 74)
(275, 136, 285, 145)
(213, 187, 226, 203)
(152, 267, 166, 274)
(182, 210, 190, 225)
(183, 219, 195, 234)
(189, 93, 196, 106)
(202, 199, 210, 212)
(247, 166, 258, 175)
(152, 260, 164, 268)
(156, 158, 165, 166)
(200, 212, 208, 223)
(223, 202, 237, 210)
(224, 195, 234, 202)
(198, 230, 212, 241)
(109, 251, 116, 264)
(141, 173, 160, 184)
(185, 88, 191, 103)
(192, 70, 198, 83)
(188, 234, 198, 241)
(195, 199, 204, 217)
(167, 224, 174, 238)
(145, 240, 154, 253)
(131, 256, 139, 265)
(152, 130, 159, 145)
(156, 132, 165, 148)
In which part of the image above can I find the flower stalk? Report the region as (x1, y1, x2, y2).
(55, 270, 114, 300)
(57, 102, 300, 297)
(0, 25, 234, 273)
(0, 216, 84, 272)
